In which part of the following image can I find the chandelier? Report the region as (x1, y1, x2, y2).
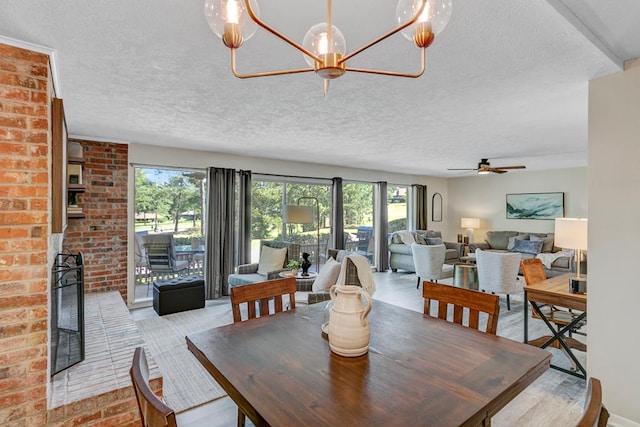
(204, 0, 452, 95)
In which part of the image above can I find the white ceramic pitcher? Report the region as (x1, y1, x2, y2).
(328, 284, 372, 357)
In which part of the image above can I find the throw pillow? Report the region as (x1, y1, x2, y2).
(415, 234, 427, 245)
(530, 235, 554, 253)
(507, 235, 529, 251)
(397, 231, 416, 245)
(510, 239, 543, 255)
(257, 245, 287, 275)
(312, 257, 341, 292)
(425, 237, 443, 246)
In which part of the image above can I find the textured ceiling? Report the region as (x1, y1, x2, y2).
(1, 0, 639, 177)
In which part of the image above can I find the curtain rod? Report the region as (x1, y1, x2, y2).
(253, 171, 332, 183)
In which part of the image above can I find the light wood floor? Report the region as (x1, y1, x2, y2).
(132, 270, 588, 426)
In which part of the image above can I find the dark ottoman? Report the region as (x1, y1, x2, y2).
(153, 275, 205, 316)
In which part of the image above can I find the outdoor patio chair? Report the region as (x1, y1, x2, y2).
(134, 231, 151, 289)
(142, 234, 189, 285)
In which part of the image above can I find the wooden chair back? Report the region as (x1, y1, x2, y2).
(231, 277, 297, 323)
(520, 258, 547, 285)
(520, 258, 581, 328)
(422, 281, 500, 335)
(576, 377, 609, 427)
(130, 347, 177, 427)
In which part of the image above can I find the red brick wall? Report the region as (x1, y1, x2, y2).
(63, 139, 128, 299)
(0, 42, 52, 427)
(0, 43, 143, 426)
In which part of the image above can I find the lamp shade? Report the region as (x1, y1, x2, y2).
(460, 218, 480, 229)
(284, 205, 313, 224)
(554, 218, 588, 250)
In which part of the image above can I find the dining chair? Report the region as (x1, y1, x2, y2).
(231, 276, 297, 322)
(422, 281, 500, 335)
(576, 377, 609, 427)
(411, 244, 454, 289)
(520, 258, 586, 351)
(130, 346, 181, 427)
(475, 249, 522, 310)
(230, 276, 297, 425)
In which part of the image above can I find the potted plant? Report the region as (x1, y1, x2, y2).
(286, 260, 301, 276)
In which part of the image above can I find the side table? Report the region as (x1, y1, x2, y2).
(279, 271, 317, 292)
(459, 253, 476, 264)
(453, 263, 478, 290)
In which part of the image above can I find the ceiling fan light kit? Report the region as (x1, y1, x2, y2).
(204, 0, 452, 95)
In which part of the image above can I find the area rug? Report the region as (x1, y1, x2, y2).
(135, 300, 233, 413)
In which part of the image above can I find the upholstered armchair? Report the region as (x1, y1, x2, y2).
(228, 240, 300, 288)
(475, 249, 522, 310)
(411, 244, 454, 289)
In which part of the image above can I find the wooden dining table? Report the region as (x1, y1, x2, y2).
(186, 300, 551, 426)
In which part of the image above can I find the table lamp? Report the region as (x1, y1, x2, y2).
(554, 218, 588, 293)
(284, 197, 320, 273)
(460, 218, 480, 244)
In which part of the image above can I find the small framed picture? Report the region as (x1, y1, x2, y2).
(67, 164, 82, 185)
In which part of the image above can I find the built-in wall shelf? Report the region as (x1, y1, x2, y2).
(68, 184, 86, 192)
(67, 157, 85, 165)
(67, 144, 85, 219)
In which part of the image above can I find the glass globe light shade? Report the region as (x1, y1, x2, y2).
(396, 0, 452, 41)
(302, 23, 346, 67)
(204, 0, 260, 42)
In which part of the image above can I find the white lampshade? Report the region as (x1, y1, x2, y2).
(284, 205, 313, 224)
(554, 218, 588, 250)
(460, 218, 480, 229)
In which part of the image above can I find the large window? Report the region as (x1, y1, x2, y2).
(251, 177, 331, 271)
(343, 182, 375, 264)
(132, 167, 207, 302)
(387, 185, 409, 233)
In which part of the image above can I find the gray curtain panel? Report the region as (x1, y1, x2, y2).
(205, 167, 236, 298)
(413, 184, 428, 230)
(331, 177, 344, 250)
(237, 170, 252, 265)
(374, 181, 389, 272)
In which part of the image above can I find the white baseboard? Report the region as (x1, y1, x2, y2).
(608, 412, 640, 427)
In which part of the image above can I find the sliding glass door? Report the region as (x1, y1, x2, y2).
(132, 166, 207, 303)
(343, 182, 375, 265)
(251, 177, 331, 271)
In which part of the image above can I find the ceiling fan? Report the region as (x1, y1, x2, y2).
(448, 159, 526, 175)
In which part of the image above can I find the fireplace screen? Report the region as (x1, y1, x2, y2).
(51, 252, 84, 376)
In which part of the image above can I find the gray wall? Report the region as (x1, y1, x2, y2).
(589, 58, 640, 424)
(445, 168, 587, 243)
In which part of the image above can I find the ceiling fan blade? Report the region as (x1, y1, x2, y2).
(490, 169, 508, 174)
(493, 165, 526, 170)
(447, 168, 478, 171)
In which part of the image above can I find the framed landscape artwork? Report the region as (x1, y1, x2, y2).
(506, 192, 564, 220)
